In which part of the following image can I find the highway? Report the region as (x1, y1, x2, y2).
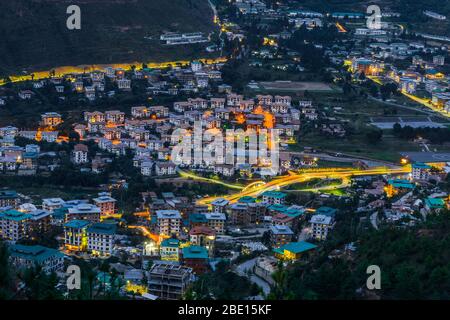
(196, 165, 411, 205)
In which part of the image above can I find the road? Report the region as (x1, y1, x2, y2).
(197, 165, 411, 205)
(235, 258, 271, 296)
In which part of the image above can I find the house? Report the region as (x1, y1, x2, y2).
(72, 144, 89, 164)
(310, 214, 334, 241)
(214, 164, 235, 177)
(87, 222, 117, 256)
(9, 244, 64, 273)
(148, 262, 193, 300)
(155, 161, 177, 176)
(41, 112, 62, 127)
(160, 238, 181, 261)
(64, 219, 90, 251)
(269, 225, 294, 247)
(181, 245, 209, 274)
(156, 210, 182, 236)
(273, 241, 317, 261)
(189, 226, 216, 256)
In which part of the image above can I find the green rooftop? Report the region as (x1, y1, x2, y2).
(273, 241, 317, 255)
(64, 219, 90, 229)
(182, 245, 208, 260)
(87, 222, 117, 235)
(425, 197, 445, 209)
(0, 210, 31, 222)
(262, 191, 287, 199)
(9, 244, 64, 263)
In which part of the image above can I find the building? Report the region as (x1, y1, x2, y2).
(72, 144, 89, 164)
(0, 190, 19, 208)
(433, 55, 445, 66)
(93, 192, 117, 217)
(9, 244, 64, 273)
(424, 197, 446, 212)
(261, 191, 287, 205)
(181, 245, 209, 274)
(160, 238, 181, 261)
(0, 210, 31, 241)
(156, 210, 182, 236)
(148, 262, 193, 300)
(189, 226, 216, 256)
(269, 225, 294, 247)
(87, 222, 117, 256)
(204, 212, 226, 234)
(210, 198, 229, 213)
(42, 198, 65, 212)
(273, 241, 317, 261)
(64, 219, 90, 251)
(67, 203, 101, 222)
(310, 214, 334, 241)
(412, 162, 432, 181)
(41, 112, 62, 127)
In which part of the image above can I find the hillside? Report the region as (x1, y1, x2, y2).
(0, 0, 215, 75)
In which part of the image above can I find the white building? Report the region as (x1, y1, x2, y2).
(156, 210, 182, 236)
(87, 222, 117, 256)
(72, 144, 89, 164)
(310, 214, 334, 241)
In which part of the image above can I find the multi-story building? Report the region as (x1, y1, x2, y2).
(269, 225, 294, 248)
(205, 212, 226, 234)
(93, 192, 117, 217)
(148, 263, 193, 300)
(156, 210, 182, 236)
(310, 214, 334, 241)
(28, 210, 52, 236)
(159, 238, 180, 261)
(0, 210, 31, 241)
(0, 190, 20, 208)
(412, 162, 432, 181)
(189, 226, 216, 256)
(210, 198, 229, 213)
(41, 112, 62, 127)
(64, 219, 90, 251)
(71, 144, 89, 164)
(87, 222, 117, 256)
(42, 198, 65, 212)
(66, 203, 101, 222)
(9, 244, 64, 273)
(181, 245, 209, 274)
(262, 191, 287, 205)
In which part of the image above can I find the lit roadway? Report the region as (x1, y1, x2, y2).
(196, 165, 411, 205)
(367, 76, 449, 118)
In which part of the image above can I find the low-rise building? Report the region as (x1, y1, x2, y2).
(9, 244, 64, 273)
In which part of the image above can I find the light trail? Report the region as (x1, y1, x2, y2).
(0, 57, 228, 86)
(178, 170, 244, 190)
(367, 76, 449, 118)
(197, 165, 411, 205)
(336, 22, 347, 33)
(128, 225, 168, 244)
